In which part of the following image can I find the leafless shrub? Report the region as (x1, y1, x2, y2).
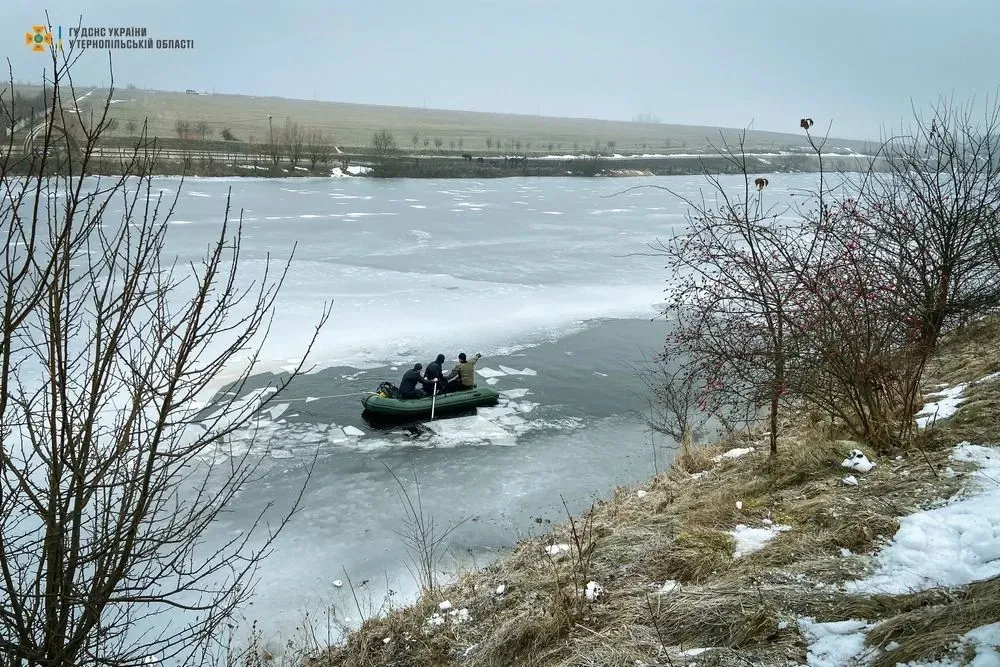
(384, 464, 468, 595)
(0, 43, 332, 666)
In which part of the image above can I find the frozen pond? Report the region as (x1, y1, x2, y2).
(56, 172, 831, 657)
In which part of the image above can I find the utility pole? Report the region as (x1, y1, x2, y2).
(267, 114, 274, 165)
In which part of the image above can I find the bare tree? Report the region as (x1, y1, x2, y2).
(0, 47, 331, 667)
(194, 120, 210, 140)
(433, 137, 443, 148)
(411, 132, 419, 148)
(283, 119, 306, 169)
(306, 129, 333, 169)
(174, 118, 190, 139)
(369, 129, 398, 165)
(644, 136, 804, 454)
(851, 97, 1000, 351)
(125, 119, 137, 135)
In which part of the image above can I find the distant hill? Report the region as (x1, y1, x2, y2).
(2, 83, 875, 155)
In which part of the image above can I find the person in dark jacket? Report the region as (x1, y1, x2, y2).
(399, 363, 436, 399)
(424, 354, 448, 394)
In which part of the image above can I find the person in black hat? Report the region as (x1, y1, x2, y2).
(446, 352, 481, 392)
(424, 353, 449, 394)
(399, 363, 436, 399)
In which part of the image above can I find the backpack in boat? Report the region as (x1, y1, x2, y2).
(375, 381, 401, 399)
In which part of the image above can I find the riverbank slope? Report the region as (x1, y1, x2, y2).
(305, 317, 1000, 666)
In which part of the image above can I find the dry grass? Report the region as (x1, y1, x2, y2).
(864, 576, 1000, 666)
(307, 318, 1000, 667)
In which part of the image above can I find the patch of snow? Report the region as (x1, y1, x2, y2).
(842, 475, 859, 486)
(797, 618, 873, 667)
(902, 622, 1000, 666)
(545, 543, 571, 557)
(841, 449, 876, 473)
(636, 489, 648, 498)
(584, 581, 603, 601)
(844, 443, 1000, 594)
(915, 383, 968, 428)
(731, 523, 791, 557)
(712, 447, 754, 462)
(448, 608, 470, 624)
(680, 647, 711, 656)
(657, 580, 680, 595)
(346, 165, 371, 175)
(438, 600, 452, 611)
(495, 584, 506, 595)
(735, 501, 743, 510)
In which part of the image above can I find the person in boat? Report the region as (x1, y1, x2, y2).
(399, 363, 437, 399)
(424, 354, 449, 394)
(446, 352, 481, 392)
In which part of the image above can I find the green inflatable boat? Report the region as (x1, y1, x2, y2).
(362, 384, 500, 420)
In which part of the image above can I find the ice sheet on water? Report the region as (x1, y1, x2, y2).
(476, 367, 507, 378)
(497, 365, 537, 376)
(423, 415, 516, 447)
(500, 388, 530, 398)
(265, 403, 289, 420)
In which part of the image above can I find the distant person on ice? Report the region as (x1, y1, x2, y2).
(424, 354, 449, 393)
(446, 352, 482, 392)
(399, 363, 437, 399)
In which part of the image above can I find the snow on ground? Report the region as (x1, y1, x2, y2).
(915, 383, 969, 428)
(914, 372, 1000, 428)
(794, 443, 1000, 663)
(797, 618, 873, 667)
(712, 447, 755, 462)
(844, 442, 1000, 595)
(731, 523, 791, 558)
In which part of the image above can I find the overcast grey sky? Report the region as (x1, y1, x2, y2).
(3, 0, 997, 140)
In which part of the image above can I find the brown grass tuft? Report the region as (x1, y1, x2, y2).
(865, 575, 1000, 666)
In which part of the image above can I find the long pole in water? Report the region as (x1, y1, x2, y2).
(431, 381, 437, 420)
